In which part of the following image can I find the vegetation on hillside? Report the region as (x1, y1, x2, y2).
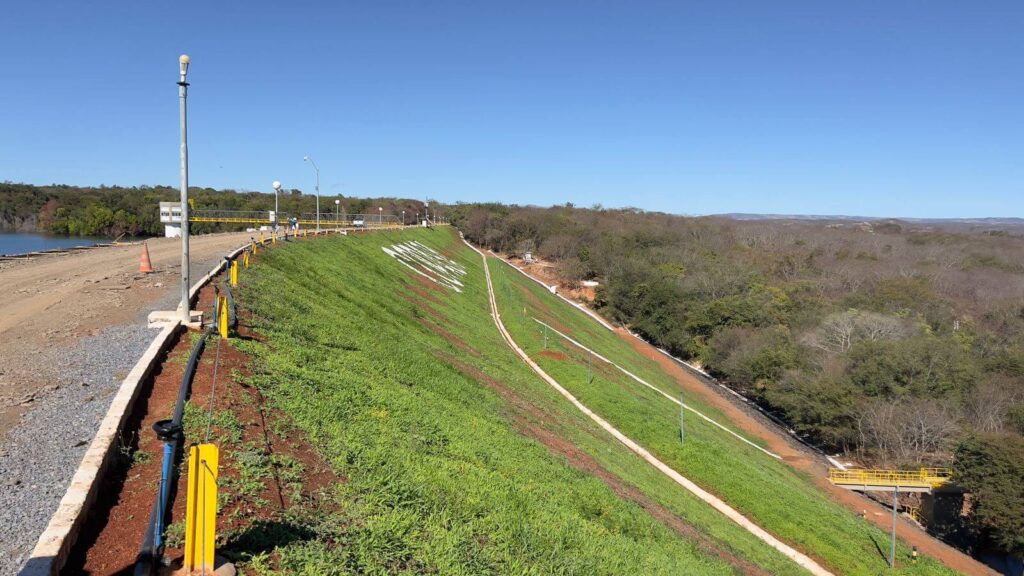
(0, 182, 431, 237)
(488, 253, 958, 575)
(235, 228, 820, 574)
(452, 202, 1024, 560)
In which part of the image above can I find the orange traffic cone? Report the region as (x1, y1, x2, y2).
(139, 241, 154, 273)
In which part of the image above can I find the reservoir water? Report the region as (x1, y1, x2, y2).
(0, 232, 103, 256)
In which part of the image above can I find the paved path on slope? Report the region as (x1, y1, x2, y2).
(0, 232, 254, 438)
(619, 329, 996, 576)
(469, 240, 835, 576)
(493, 252, 994, 576)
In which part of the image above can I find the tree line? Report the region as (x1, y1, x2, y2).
(0, 182, 433, 237)
(450, 202, 1024, 561)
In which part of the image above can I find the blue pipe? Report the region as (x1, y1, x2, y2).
(134, 326, 210, 575)
(154, 441, 175, 549)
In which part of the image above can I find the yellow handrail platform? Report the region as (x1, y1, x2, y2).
(829, 467, 952, 492)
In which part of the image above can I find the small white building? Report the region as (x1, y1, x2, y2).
(159, 202, 184, 237)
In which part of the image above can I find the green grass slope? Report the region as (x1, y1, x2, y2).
(232, 227, 959, 575)
(234, 227, 818, 575)
(487, 253, 960, 576)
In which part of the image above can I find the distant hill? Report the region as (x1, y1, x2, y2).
(716, 213, 1024, 232)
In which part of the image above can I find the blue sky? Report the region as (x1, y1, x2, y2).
(2, 1, 1022, 217)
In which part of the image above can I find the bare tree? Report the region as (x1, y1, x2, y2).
(964, 375, 1023, 433)
(856, 398, 960, 466)
(805, 310, 908, 354)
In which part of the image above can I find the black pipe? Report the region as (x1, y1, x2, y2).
(222, 282, 238, 329)
(134, 325, 211, 576)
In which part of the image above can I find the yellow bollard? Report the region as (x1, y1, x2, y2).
(272, 232, 277, 245)
(217, 295, 229, 338)
(259, 232, 264, 244)
(911, 546, 918, 565)
(230, 260, 238, 286)
(252, 241, 258, 255)
(243, 250, 250, 268)
(184, 443, 219, 574)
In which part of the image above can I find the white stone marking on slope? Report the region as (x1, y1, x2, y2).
(531, 317, 781, 460)
(463, 234, 834, 576)
(384, 241, 464, 292)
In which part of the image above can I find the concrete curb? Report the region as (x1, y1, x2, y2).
(18, 239, 251, 576)
(18, 321, 180, 576)
(19, 225, 440, 574)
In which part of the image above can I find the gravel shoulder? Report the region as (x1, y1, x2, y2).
(0, 235, 251, 575)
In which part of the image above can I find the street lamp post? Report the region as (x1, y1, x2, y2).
(378, 206, 383, 226)
(401, 210, 405, 226)
(335, 199, 340, 225)
(272, 180, 282, 230)
(177, 54, 191, 323)
(303, 155, 320, 231)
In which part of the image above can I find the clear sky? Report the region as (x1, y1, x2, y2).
(2, 1, 1021, 217)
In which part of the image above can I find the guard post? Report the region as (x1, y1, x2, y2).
(217, 295, 229, 339)
(230, 258, 238, 287)
(183, 443, 219, 574)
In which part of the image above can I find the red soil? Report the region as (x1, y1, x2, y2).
(437, 350, 769, 574)
(617, 328, 996, 576)
(67, 276, 341, 575)
(495, 255, 994, 575)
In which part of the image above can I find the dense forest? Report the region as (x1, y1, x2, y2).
(0, 182, 432, 237)
(452, 203, 1024, 561)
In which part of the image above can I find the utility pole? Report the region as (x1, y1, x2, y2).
(890, 487, 898, 568)
(303, 155, 320, 231)
(272, 180, 282, 230)
(679, 393, 685, 444)
(587, 349, 592, 383)
(177, 54, 191, 322)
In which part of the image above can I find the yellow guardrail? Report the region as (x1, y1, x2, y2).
(829, 467, 952, 489)
(190, 216, 407, 228)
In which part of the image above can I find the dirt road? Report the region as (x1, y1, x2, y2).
(0, 232, 254, 437)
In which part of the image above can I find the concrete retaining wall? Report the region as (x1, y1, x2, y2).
(19, 241, 251, 576)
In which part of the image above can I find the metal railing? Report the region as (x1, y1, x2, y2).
(189, 210, 406, 228)
(190, 209, 273, 224)
(828, 467, 952, 489)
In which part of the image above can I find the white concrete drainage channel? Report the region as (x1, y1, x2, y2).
(530, 317, 783, 460)
(465, 235, 834, 576)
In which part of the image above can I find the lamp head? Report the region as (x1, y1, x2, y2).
(335, 199, 340, 205)
(272, 180, 282, 191)
(179, 54, 190, 77)
(303, 156, 309, 162)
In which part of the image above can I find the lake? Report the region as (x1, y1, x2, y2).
(0, 232, 104, 256)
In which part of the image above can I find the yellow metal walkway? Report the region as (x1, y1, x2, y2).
(829, 468, 953, 493)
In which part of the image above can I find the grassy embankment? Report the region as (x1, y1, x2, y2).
(233, 227, 820, 574)
(487, 255, 960, 576)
